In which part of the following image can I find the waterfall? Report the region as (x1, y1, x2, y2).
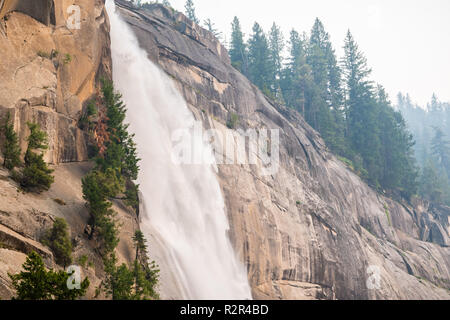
(105, 1, 252, 300)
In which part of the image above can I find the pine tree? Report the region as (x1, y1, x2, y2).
(21, 122, 54, 192)
(98, 79, 140, 182)
(42, 218, 73, 268)
(420, 159, 447, 203)
(103, 252, 135, 300)
(133, 230, 147, 261)
(430, 127, 450, 175)
(1, 112, 21, 170)
(376, 86, 417, 197)
(247, 22, 271, 94)
(184, 0, 199, 24)
(204, 18, 222, 40)
(281, 30, 309, 115)
(82, 168, 122, 252)
(229, 17, 247, 74)
(268, 23, 285, 100)
(9, 251, 89, 300)
(308, 18, 330, 94)
(103, 250, 159, 300)
(341, 30, 381, 186)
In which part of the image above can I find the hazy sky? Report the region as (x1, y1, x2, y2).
(146, 0, 450, 106)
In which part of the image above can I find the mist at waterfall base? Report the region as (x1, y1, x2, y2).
(105, 1, 252, 300)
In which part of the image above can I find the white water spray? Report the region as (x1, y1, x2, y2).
(105, 1, 252, 300)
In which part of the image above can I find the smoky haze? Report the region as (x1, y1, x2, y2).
(144, 0, 450, 107)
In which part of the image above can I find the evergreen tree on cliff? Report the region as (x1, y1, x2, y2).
(341, 30, 382, 186)
(20, 122, 54, 192)
(431, 127, 450, 175)
(184, 0, 199, 24)
(0, 112, 21, 170)
(281, 30, 311, 116)
(204, 18, 222, 40)
(9, 251, 89, 300)
(229, 16, 247, 75)
(247, 22, 271, 95)
(268, 22, 285, 101)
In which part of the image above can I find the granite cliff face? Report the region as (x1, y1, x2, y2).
(0, 0, 138, 299)
(115, 1, 449, 300)
(0, 0, 111, 164)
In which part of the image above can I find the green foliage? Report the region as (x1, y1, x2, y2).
(82, 168, 121, 253)
(419, 159, 449, 204)
(203, 18, 222, 39)
(63, 53, 72, 65)
(103, 252, 135, 300)
(132, 259, 159, 300)
(268, 23, 285, 102)
(81, 79, 141, 253)
(431, 127, 450, 174)
(96, 79, 141, 182)
(133, 230, 147, 261)
(247, 23, 271, 92)
(103, 230, 159, 300)
(384, 204, 392, 227)
(337, 156, 355, 170)
(229, 17, 247, 74)
(26, 122, 48, 150)
(78, 101, 97, 131)
(228, 17, 418, 199)
(79, 80, 158, 300)
(9, 252, 89, 300)
(1, 112, 21, 170)
(19, 122, 54, 192)
(125, 182, 140, 209)
(21, 149, 54, 192)
(226, 113, 239, 129)
(184, 0, 199, 24)
(42, 218, 73, 267)
(77, 255, 88, 268)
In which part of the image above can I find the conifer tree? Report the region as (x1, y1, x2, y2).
(184, 0, 199, 24)
(247, 22, 271, 95)
(21, 122, 54, 192)
(431, 127, 450, 175)
(204, 18, 222, 40)
(229, 17, 247, 75)
(1, 112, 21, 170)
(42, 218, 73, 268)
(268, 22, 285, 100)
(9, 251, 89, 300)
(82, 168, 122, 251)
(420, 159, 447, 203)
(133, 230, 147, 261)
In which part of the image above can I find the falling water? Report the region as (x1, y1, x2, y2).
(105, 1, 252, 300)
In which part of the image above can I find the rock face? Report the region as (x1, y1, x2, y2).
(0, 0, 138, 300)
(0, 163, 139, 299)
(115, 1, 450, 300)
(0, 0, 111, 164)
